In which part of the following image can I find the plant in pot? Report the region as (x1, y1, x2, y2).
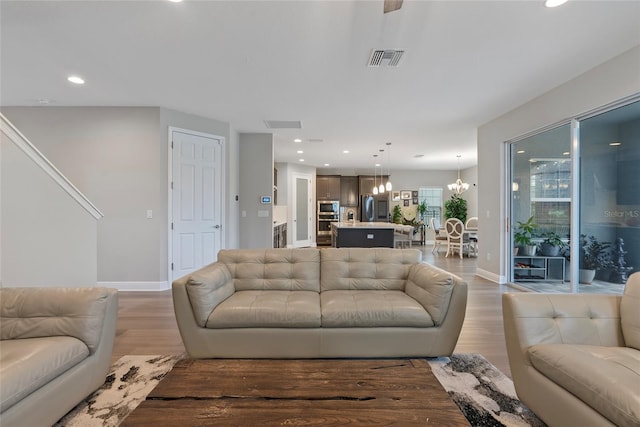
(392, 204, 403, 224)
(539, 231, 565, 257)
(417, 200, 427, 223)
(444, 194, 467, 224)
(514, 216, 537, 256)
(579, 234, 611, 284)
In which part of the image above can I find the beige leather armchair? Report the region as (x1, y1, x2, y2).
(0, 287, 118, 427)
(502, 273, 640, 427)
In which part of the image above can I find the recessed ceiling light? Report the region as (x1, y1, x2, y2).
(517, 150, 525, 154)
(293, 138, 302, 143)
(563, 151, 570, 155)
(297, 150, 303, 154)
(324, 163, 330, 167)
(168, 0, 183, 3)
(609, 142, 622, 146)
(299, 158, 304, 162)
(67, 75, 85, 85)
(375, 163, 381, 167)
(545, 0, 568, 7)
(343, 150, 350, 154)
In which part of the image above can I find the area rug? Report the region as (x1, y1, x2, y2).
(54, 354, 545, 427)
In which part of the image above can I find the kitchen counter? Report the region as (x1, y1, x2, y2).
(332, 221, 395, 229)
(331, 222, 394, 248)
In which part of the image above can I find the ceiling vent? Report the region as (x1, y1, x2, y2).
(307, 138, 324, 143)
(368, 49, 405, 67)
(264, 120, 302, 129)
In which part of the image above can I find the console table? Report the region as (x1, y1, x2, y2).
(514, 256, 565, 282)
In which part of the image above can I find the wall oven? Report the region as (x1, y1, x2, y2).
(317, 201, 339, 238)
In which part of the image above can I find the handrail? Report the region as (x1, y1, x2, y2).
(1, 113, 104, 219)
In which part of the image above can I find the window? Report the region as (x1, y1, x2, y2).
(419, 187, 443, 227)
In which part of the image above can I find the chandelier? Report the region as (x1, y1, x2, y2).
(448, 155, 469, 195)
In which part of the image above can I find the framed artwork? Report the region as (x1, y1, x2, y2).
(392, 191, 401, 201)
(403, 199, 410, 207)
(412, 190, 418, 198)
(401, 191, 412, 200)
(412, 198, 418, 205)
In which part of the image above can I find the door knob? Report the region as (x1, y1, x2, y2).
(213, 225, 221, 229)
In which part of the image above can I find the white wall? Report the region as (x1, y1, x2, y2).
(1, 106, 233, 288)
(477, 45, 640, 283)
(239, 133, 273, 248)
(1, 133, 98, 286)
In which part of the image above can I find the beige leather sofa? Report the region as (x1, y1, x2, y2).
(173, 247, 468, 358)
(0, 287, 118, 427)
(503, 272, 640, 427)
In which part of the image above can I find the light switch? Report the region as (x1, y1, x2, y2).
(146, 210, 153, 219)
(242, 210, 247, 218)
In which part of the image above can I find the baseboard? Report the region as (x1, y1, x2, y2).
(475, 268, 506, 284)
(97, 281, 170, 292)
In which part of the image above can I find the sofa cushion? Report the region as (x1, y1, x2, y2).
(621, 272, 640, 350)
(206, 290, 321, 328)
(0, 287, 111, 354)
(320, 290, 434, 327)
(186, 263, 235, 327)
(0, 336, 89, 412)
(529, 344, 640, 427)
(218, 249, 320, 292)
(320, 248, 422, 291)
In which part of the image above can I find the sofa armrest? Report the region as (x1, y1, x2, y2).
(405, 262, 468, 355)
(0, 287, 118, 355)
(502, 292, 624, 373)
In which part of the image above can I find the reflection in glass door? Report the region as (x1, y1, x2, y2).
(510, 124, 572, 292)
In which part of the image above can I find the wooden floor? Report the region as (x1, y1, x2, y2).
(112, 247, 520, 378)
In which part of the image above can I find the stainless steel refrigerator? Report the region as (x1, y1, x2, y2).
(360, 195, 389, 222)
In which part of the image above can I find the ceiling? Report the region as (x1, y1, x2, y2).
(1, 0, 639, 171)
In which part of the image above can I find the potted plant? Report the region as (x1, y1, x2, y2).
(392, 204, 403, 224)
(579, 234, 611, 284)
(514, 216, 537, 256)
(444, 194, 467, 224)
(417, 200, 427, 223)
(539, 231, 565, 257)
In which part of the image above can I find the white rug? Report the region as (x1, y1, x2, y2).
(54, 354, 545, 427)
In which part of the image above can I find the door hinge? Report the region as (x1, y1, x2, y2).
(171, 263, 174, 270)
(171, 141, 174, 149)
(171, 181, 174, 190)
(171, 222, 174, 230)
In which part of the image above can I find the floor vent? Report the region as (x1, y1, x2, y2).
(368, 49, 405, 67)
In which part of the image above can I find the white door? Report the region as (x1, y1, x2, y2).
(171, 129, 224, 281)
(292, 173, 312, 247)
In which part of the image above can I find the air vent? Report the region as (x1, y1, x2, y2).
(368, 49, 405, 67)
(307, 138, 324, 143)
(264, 120, 302, 129)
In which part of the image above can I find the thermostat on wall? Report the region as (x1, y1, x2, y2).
(260, 195, 272, 204)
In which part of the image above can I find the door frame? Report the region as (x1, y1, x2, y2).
(168, 126, 226, 283)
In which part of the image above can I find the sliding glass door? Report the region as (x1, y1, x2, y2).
(509, 98, 639, 294)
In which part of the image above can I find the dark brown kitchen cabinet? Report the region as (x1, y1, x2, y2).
(317, 176, 340, 200)
(359, 175, 388, 197)
(340, 176, 358, 206)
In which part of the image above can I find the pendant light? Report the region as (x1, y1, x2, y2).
(372, 155, 379, 195)
(448, 155, 470, 195)
(378, 149, 385, 194)
(385, 142, 393, 191)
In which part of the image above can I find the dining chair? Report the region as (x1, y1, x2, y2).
(430, 218, 448, 254)
(465, 216, 479, 256)
(445, 218, 469, 259)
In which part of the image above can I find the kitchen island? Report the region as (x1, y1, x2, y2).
(331, 221, 395, 248)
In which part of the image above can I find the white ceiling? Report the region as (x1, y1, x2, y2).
(1, 0, 639, 171)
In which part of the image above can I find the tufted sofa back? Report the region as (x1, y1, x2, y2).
(320, 248, 422, 291)
(0, 287, 116, 354)
(217, 248, 321, 292)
